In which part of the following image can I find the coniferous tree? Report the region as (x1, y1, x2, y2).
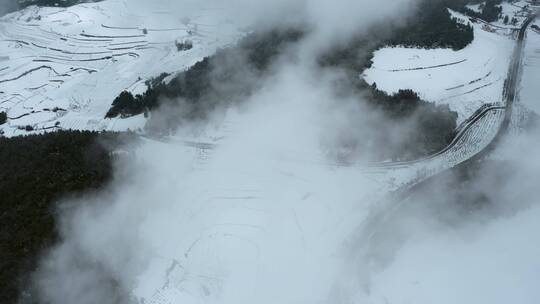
(0, 130, 134, 304)
(0, 112, 7, 125)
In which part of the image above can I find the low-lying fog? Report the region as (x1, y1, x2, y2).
(24, 0, 540, 303)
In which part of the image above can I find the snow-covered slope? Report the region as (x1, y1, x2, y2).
(0, 0, 244, 136)
(363, 11, 518, 123)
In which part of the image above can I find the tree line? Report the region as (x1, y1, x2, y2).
(458, 0, 504, 22)
(389, 0, 474, 50)
(105, 29, 304, 123)
(16, 0, 101, 8)
(0, 130, 135, 304)
(105, 0, 467, 161)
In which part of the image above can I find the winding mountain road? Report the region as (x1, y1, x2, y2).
(355, 12, 539, 280)
(363, 12, 538, 192)
(453, 12, 537, 164)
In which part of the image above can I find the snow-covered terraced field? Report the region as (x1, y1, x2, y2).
(0, 0, 244, 136)
(363, 11, 518, 123)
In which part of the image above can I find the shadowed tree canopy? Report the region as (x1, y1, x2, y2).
(0, 130, 135, 304)
(105, 0, 463, 161)
(17, 0, 101, 8)
(0, 112, 7, 125)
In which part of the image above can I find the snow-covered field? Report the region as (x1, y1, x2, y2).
(363, 11, 518, 123)
(0, 0, 244, 136)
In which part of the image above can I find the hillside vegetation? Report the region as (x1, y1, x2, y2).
(389, 1, 474, 50)
(0, 131, 133, 304)
(17, 0, 101, 8)
(105, 29, 304, 121)
(106, 0, 470, 161)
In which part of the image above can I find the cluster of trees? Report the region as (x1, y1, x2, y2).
(367, 87, 458, 160)
(106, 0, 477, 120)
(389, 0, 474, 50)
(317, 17, 460, 159)
(0, 112, 7, 125)
(105, 28, 304, 121)
(0, 130, 134, 304)
(1, 0, 102, 17)
(105, 0, 466, 160)
(106, 91, 145, 118)
(176, 39, 193, 52)
(16, 0, 101, 8)
(459, 0, 503, 22)
(503, 15, 519, 26)
(481, 0, 504, 22)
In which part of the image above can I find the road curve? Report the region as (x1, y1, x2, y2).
(352, 13, 538, 277)
(371, 13, 537, 172)
(369, 103, 505, 168)
(456, 13, 537, 164)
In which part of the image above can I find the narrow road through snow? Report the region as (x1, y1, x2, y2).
(359, 10, 539, 269)
(363, 12, 538, 190)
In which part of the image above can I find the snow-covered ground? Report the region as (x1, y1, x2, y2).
(363, 11, 518, 123)
(0, 0, 244, 136)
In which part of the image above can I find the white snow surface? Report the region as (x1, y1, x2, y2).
(363, 11, 516, 123)
(0, 0, 245, 136)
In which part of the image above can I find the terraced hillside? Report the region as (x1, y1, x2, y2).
(0, 0, 244, 136)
